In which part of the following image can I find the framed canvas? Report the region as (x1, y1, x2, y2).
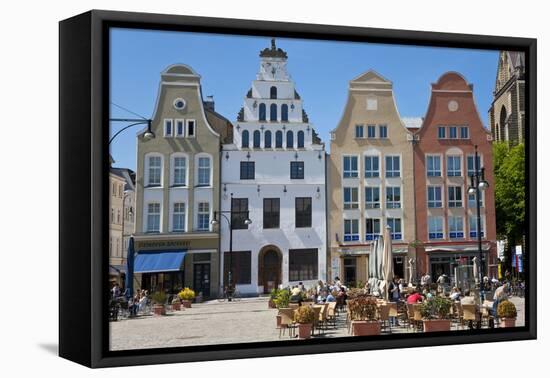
(59, 9, 536, 368)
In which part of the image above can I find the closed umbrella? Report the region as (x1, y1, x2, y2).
(382, 225, 394, 300)
(472, 256, 479, 284)
(125, 235, 135, 299)
(369, 238, 378, 279)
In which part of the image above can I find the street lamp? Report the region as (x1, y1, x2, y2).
(211, 193, 252, 301)
(110, 118, 155, 145)
(467, 145, 489, 303)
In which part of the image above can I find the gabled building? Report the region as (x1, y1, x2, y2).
(413, 72, 497, 282)
(221, 40, 327, 295)
(328, 70, 416, 286)
(134, 64, 231, 298)
(489, 51, 526, 145)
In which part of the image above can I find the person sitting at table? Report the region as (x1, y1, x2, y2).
(289, 286, 303, 306)
(460, 289, 476, 305)
(492, 282, 510, 317)
(449, 287, 461, 301)
(407, 289, 423, 304)
(326, 290, 337, 302)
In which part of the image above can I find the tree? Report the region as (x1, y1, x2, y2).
(493, 142, 525, 271)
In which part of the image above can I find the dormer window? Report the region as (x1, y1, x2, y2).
(270, 86, 277, 99)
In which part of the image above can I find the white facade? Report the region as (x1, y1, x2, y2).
(221, 40, 327, 294)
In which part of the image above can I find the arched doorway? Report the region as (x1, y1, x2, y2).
(258, 246, 282, 294)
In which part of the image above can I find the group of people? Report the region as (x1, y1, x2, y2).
(110, 282, 150, 317)
(288, 278, 349, 306)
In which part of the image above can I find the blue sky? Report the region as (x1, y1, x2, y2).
(110, 28, 499, 171)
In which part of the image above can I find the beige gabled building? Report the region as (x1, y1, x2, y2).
(328, 70, 416, 286)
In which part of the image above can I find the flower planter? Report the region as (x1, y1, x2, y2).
(172, 302, 182, 311)
(500, 318, 516, 328)
(153, 304, 166, 316)
(181, 300, 192, 308)
(296, 323, 312, 339)
(268, 299, 276, 309)
(351, 320, 381, 336)
(276, 315, 282, 328)
(423, 319, 451, 332)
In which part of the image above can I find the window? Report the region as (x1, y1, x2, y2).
(176, 119, 184, 136)
(295, 197, 312, 228)
(387, 218, 402, 240)
(289, 249, 318, 281)
(197, 157, 211, 186)
(173, 98, 186, 110)
(196, 202, 210, 231)
(164, 119, 173, 137)
(111, 208, 114, 223)
(469, 215, 485, 238)
(438, 126, 446, 139)
(297, 131, 305, 148)
(385, 156, 400, 177)
(187, 120, 196, 137)
(270, 103, 277, 121)
(173, 202, 186, 232)
(468, 191, 484, 208)
(290, 161, 304, 179)
(355, 125, 364, 138)
(449, 216, 464, 239)
(460, 126, 469, 139)
(365, 218, 381, 240)
(240, 161, 255, 180)
(263, 198, 280, 229)
(270, 86, 277, 99)
(448, 186, 463, 208)
(147, 155, 161, 186)
(223, 251, 251, 285)
(386, 186, 401, 209)
(467, 155, 482, 177)
(259, 103, 266, 121)
(343, 187, 359, 209)
(449, 126, 457, 139)
(367, 98, 377, 110)
(365, 187, 380, 209)
(428, 216, 444, 239)
(365, 156, 379, 177)
(117, 209, 121, 224)
(343, 156, 358, 178)
(173, 156, 187, 186)
(281, 104, 288, 121)
(241, 130, 249, 148)
(367, 125, 376, 138)
(427, 186, 442, 208)
(344, 219, 359, 241)
(264, 130, 272, 148)
(275, 130, 283, 148)
(379, 125, 388, 139)
(231, 198, 249, 230)
(147, 203, 160, 232)
(426, 155, 441, 177)
(447, 155, 462, 177)
(253, 130, 261, 148)
(286, 131, 294, 148)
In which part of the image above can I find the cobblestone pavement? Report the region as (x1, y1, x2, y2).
(109, 296, 526, 351)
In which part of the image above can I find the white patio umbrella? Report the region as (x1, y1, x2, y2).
(472, 256, 479, 284)
(382, 225, 394, 300)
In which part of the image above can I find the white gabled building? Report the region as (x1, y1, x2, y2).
(220, 39, 327, 295)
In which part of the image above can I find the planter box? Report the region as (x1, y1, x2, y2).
(276, 315, 282, 328)
(172, 302, 182, 311)
(423, 319, 451, 332)
(500, 318, 516, 328)
(351, 320, 381, 336)
(181, 300, 192, 308)
(153, 305, 166, 316)
(296, 323, 312, 339)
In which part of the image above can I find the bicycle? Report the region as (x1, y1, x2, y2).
(217, 285, 241, 302)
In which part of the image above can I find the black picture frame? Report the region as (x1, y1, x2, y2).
(59, 9, 537, 368)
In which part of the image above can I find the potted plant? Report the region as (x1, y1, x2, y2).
(171, 296, 182, 311)
(151, 291, 167, 316)
(346, 287, 367, 300)
(178, 288, 196, 308)
(348, 296, 380, 336)
(293, 305, 315, 339)
(269, 288, 279, 309)
(497, 300, 517, 328)
(419, 296, 452, 332)
(273, 289, 290, 309)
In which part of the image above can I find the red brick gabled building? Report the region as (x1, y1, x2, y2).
(413, 72, 497, 284)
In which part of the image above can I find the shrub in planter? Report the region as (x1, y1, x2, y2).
(419, 296, 452, 332)
(294, 306, 315, 339)
(497, 300, 517, 328)
(178, 288, 196, 308)
(346, 287, 367, 300)
(273, 289, 290, 309)
(151, 291, 167, 316)
(348, 296, 380, 336)
(269, 288, 280, 308)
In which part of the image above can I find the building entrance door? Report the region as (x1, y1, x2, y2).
(193, 263, 211, 298)
(261, 249, 281, 294)
(343, 257, 357, 287)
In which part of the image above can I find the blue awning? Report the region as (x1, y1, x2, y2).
(134, 250, 187, 273)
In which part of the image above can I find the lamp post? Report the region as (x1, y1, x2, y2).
(110, 118, 155, 145)
(210, 193, 252, 301)
(467, 145, 489, 303)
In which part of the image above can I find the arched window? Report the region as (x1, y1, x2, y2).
(253, 130, 261, 148)
(286, 131, 294, 149)
(281, 104, 289, 121)
(297, 130, 305, 148)
(242, 130, 249, 148)
(270, 86, 277, 99)
(499, 105, 508, 141)
(259, 103, 266, 121)
(270, 104, 277, 121)
(275, 131, 283, 148)
(264, 130, 272, 148)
